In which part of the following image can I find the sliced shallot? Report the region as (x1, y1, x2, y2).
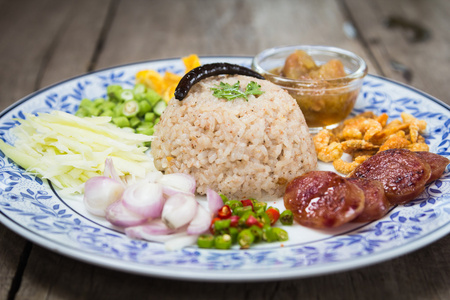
(125, 219, 176, 239)
(103, 158, 125, 186)
(162, 193, 198, 229)
(105, 200, 147, 227)
(187, 204, 212, 235)
(145, 171, 164, 183)
(159, 173, 196, 196)
(207, 188, 223, 217)
(83, 176, 124, 217)
(121, 181, 164, 218)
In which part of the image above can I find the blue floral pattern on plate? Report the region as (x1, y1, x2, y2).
(0, 57, 449, 281)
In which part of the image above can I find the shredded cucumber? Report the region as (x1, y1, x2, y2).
(0, 111, 156, 194)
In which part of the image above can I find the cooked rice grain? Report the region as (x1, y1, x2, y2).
(151, 75, 317, 200)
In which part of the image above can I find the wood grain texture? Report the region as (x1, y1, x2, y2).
(344, 0, 450, 102)
(0, 0, 75, 297)
(0, 0, 76, 111)
(14, 235, 450, 300)
(38, 0, 112, 87)
(0, 0, 109, 298)
(0, 224, 28, 300)
(95, 0, 374, 71)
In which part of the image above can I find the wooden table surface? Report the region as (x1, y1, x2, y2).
(1, 0, 450, 299)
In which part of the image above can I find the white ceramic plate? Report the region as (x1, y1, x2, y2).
(1, 57, 450, 282)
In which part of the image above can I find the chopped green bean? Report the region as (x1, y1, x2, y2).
(250, 198, 259, 206)
(234, 205, 252, 217)
(133, 83, 147, 96)
(80, 98, 94, 108)
(136, 126, 154, 135)
(86, 107, 101, 116)
(280, 210, 294, 225)
(100, 110, 114, 117)
(112, 116, 130, 128)
(228, 227, 238, 244)
(144, 112, 155, 123)
(214, 234, 232, 249)
(107, 85, 123, 101)
(214, 219, 231, 231)
(219, 193, 228, 203)
(272, 227, 289, 241)
(225, 200, 243, 211)
(100, 101, 116, 111)
(249, 225, 263, 243)
(257, 211, 271, 226)
(262, 224, 277, 242)
(123, 100, 139, 117)
(113, 103, 124, 116)
(196, 195, 290, 250)
(146, 89, 162, 105)
(197, 234, 215, 248)
(238, 229, 254, 249)
(74, 108, 88, 117)
(93, 98, 105, 107)
(253, 202, 267, 212)
(120, 90, 134, 101)
(129, 116, 141, 128)
(75, 82, 168, 135)
(138, 101, 152, 117)
(153, 100, 167, 116)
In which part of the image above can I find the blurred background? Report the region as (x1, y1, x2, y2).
(1, 0, 448, 109)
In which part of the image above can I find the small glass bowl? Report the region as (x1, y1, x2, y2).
(252, 45, 368, 132)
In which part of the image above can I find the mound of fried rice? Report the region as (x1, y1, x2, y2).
(150, 75, 317, 200)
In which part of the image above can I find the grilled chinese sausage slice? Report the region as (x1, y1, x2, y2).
(347, 178, 391, 222)
(284, 171, 365, 228)
(414, 151, 449, 184)
(350, 149, 431, 205)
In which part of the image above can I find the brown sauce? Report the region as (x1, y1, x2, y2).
(268, 50, 359, 128)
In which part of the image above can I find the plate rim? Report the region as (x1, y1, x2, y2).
(1, 209, 449, 282)
(1, 56, 450, 282)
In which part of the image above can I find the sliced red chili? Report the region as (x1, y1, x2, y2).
(240, 199, 254, 210)
(209, 217, 221, 234)
(229, 215, 240, 227)
(218, 205, 232, 219)
(266, 208, 280, 225)
(245, 215, 263, 228)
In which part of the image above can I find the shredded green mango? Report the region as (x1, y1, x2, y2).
(0, 111, 155, 194)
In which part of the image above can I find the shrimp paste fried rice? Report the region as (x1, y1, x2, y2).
(151, 75, 317, 200)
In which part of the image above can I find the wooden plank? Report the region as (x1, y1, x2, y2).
(38, 0, 112, 87)
(0, 0, 109, 299)
(0, 0, 76, 111)
(95, 0, 376, 72)
(14, 234, 450, 300)
(0, 0, 111, 106)
(343, 0, 450, 102)
(0, 224, 28, 300)
(0, 0, 77, 297)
